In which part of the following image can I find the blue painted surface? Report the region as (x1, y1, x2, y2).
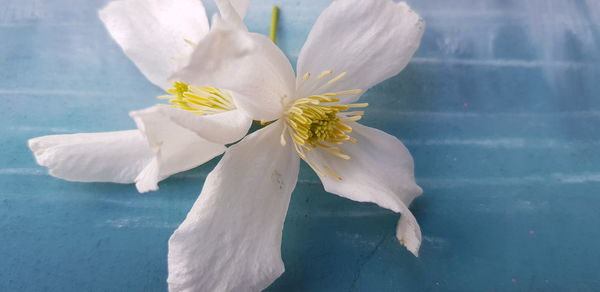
(1, 0, 600, 291)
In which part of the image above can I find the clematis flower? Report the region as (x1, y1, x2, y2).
(167, 0, 425, 290)
(28, 0, 252, 193)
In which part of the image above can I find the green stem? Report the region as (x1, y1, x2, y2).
(269, 6, 280, 43)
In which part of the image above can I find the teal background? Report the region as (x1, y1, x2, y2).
(2, 0, 600, 291)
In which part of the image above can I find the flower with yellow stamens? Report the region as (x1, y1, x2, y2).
(160, 81, 237, 115)
(28, 0, 252, 193)
(167, 0, 426, 291)
(281, 77, 367, 178)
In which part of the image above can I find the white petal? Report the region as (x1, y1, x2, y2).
(29, 107, 228, 192)
(156, 107, 252, 145)
(168, 121, 299, 291)
(215, 0, 250, 28)
(296, 0, 424, 102)
(135, 157, 161, 193)
(172, 17, 295, 122)
(130, 106, 227, 193)
(305, 123, 423, 255)
(228, 0, 249, 19)
(28, 130, 153, 183)
(99, 0, 209, 89)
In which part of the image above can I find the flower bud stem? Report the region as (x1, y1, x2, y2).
(270, 6, 280, 43)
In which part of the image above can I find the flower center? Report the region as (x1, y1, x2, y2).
(281, 71, 367, 179)
(159, 81, 236, 115)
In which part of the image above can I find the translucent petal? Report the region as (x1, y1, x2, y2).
(296, 0, 424, 103)
(305, 123, 423, 255)
(99, 0, 209, 88)
(168, 121, 300, 291)
(29, 130, 153, 184)
(130, 106, 227, 192)
(173, 17, 295, 121)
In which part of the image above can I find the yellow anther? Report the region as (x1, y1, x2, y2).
(159, 81, 236, 115)
(340, 115, 363, 122)
(283, 86, 366, 179)
(324, 89, 362, 96)
(317, 70, 333, 79)
(326, 72, 347, 85)
(347, 103, 369, 108)
(324, 166, 342, 181)
(183, 39, 197, 47)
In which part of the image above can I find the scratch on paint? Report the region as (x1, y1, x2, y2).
(348, 235, 388, 292)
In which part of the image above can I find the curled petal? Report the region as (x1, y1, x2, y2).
(168, 121, 299, 291)
(215, 0, 250, 29)
(29, 130, 153, 184)
(228, 0, 250, 19)
(172, 17, 295, 122)
(99, 0, 209, 89)
(130, 106, 227, 192)
(296, 0, 424, 102)
(305, 123, 423, 255)
(156, 107, 252, 145)
(29, 106, 231, 193)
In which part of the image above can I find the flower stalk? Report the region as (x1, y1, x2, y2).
(270, 6, 280, 43)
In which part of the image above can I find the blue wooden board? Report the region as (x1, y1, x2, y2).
(2, 0, 600, 291)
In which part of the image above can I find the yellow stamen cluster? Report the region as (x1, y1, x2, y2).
(159, 81, 236, 115)
(282, 87, 367, 179)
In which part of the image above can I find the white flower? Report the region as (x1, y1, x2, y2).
(28, 0, 252, 193)
(167, 0, 425, 291)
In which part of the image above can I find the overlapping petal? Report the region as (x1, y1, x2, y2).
(168, 121, 299, 291)
(215, 0, 250, 29)
(130, 106, 227, 192)
(173, 17, 296, 122)
(296, 0, 425, 103)
(29, 106, 247, 193)
(28, 130, 153, 184)
(228, 0, 250, 19)
(304, 122, 423, 255)
(99, 0, 210, 89)
(156, 106, 252, 145)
